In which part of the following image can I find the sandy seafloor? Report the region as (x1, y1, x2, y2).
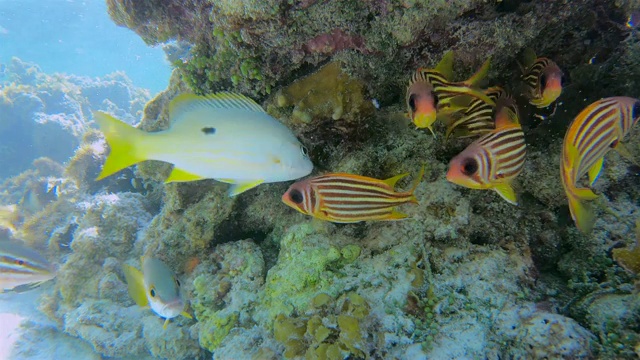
(0, 287, 99, 360)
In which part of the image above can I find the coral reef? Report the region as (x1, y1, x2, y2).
(4, 0, 640, 359)
(0, 57, 150, 179)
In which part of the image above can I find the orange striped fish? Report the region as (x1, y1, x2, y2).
(520, 49, 563, 108)
(281, 167, 424, 223)
(406, 51, 494, 136)
(446, 101, 526, 205)
(561, 97, 640, 233)
(445, 87, 519, 139)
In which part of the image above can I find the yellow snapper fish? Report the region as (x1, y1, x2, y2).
(95, 92, 314, 196)
(0, 241, 56, 293)
(406, 51, 494, 136)
(560, 97, 640, 233)
(122, 256, 192, 329)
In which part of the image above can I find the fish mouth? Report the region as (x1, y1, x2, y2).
(160, 299, 185, 318)
(412, 112, 436, 131)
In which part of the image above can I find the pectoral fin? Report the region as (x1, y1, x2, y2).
(163, 318, 171, 329)
(588, 157, 604, 186)
(387, 210, 408, 221)
(493, 182, 518, 205)
(181, 311, 193, 320)
(165, 168, 204, 183)
(228, 180, 264, 197)
(122, 264, 149, 308)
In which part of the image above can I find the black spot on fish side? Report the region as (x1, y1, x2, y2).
(461, 158, 478, 176)
(539, 74, 547, 90)
(431, 90, 438, 107)
(201, 127, 216, 135)
(289, 189, 304, 204)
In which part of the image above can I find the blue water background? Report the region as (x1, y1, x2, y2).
(0, 0, 170, 94)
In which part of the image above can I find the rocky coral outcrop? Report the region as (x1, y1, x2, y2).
(0, 57, 150, 179)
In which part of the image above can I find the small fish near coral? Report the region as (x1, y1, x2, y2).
(519, 48, 563, 108)
(122, 256, 192, 329)
(406, 51, 494, 136)
(94, 92, 313, 196)
(0, 240, 56, 293)
(560, 97, 640, 233)
(281, 167, 424, 223)
(446, 94, 526, 205)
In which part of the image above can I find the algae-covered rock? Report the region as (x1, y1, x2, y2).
(189, 239, 266, 352)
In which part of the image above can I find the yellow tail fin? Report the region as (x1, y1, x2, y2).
(567, 190, 597, 233)
(93, 111, 147, 180)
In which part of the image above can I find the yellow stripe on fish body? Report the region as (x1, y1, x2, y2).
(282, 167, 424, 223)
(446, 87, 510, 139)
(94, 92, 313, 196)
(560, 96, 640, 233)
(0, 241, 56, 293)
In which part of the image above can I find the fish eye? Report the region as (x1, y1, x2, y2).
(461, 158, 478, 176)
(408, 94, 417, 112)
(540, 74, 547, 89)
(300, 145, 309, 157)
(15, 259, 25, 266)
(150, 288, 156, 297)
(633, 101, 640, 120)
(289, 189, 304, 204)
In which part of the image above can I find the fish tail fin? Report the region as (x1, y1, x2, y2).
(94, 111, 148, 181)
(463, 56, 491, 87)
(122, 264, 149, 308)
(567, 189, 598, 233)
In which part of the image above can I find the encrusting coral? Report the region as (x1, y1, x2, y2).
(3, 0, 640, 359)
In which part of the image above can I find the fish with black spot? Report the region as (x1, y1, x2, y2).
(94, 92, 313, 196)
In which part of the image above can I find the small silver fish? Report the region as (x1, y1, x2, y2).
(122, 256, 192, 329)
(0, 241, 56, 293)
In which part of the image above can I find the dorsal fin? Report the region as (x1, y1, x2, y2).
(435, 51, 454, 80)
(169, 92, 265, 123)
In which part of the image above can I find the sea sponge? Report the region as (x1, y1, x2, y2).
(275, 62, 375, 123)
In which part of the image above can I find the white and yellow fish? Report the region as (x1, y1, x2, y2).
(122, 257, 192, 329)
(0, 241, 56, 293)
(94, 92, 314, 196)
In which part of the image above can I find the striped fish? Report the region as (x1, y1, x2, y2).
(0, 241, 56, 293)
(520, 49, 563, 108)
(281, 167, 424, 223)
(446, 103, 526, 205)
(445, 87, 519, 139)
(406, 51, 494, 136)
(560, 97, 640, 233)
